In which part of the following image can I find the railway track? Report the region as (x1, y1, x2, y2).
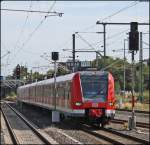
(79, 122, 149, 145)
(111, 119, 150, 128)
(116, 108, 149, 114)
(60, 117, 149, 145)
(0, 101, 58, 144)
(1, 101, 149, 144)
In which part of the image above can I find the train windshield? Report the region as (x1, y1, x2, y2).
(80, 74, 108, 102)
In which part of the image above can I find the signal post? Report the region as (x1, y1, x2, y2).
(15, 64, 20, 93)
(51, 52, 60, 123)
(128, 22, 139, 130)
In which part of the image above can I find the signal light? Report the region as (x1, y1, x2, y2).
(129, 32, 139, 51)
(16, 64, 20, 79)
(130, 22, 138, 32)
(129, 22, 139, 51)
(52, 52, 59, 61)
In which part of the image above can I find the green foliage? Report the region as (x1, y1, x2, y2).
(93, 56, 149, 95)
(8, 91, 16, 97)
(115, 81, 120, 94)
(7, 57, 149, 103)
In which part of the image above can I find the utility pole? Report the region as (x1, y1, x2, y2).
(139, 32, 143, 103)
(123, 39, 126, 99)
(96, 22, 149, 66)
(103, 23, 106, 64)
(128, 22, 140, 130)
(72, 34, 75, 72)
(131, 51, 135, 111)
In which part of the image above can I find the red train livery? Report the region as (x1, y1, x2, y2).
(17, 71, 116, 125)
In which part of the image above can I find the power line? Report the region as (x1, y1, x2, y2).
(11, 1, 58, 63)
(1, 8, 63, 16)
(76, 33, 98, 52)
(142, 41, 149, 46)
(80, 24, 97, 32)
(100, 1, 139, 22)
(57, 37, 72, 51)
(78, 2, 138, 34)
(12, 1, 33, 54)
(107, 28, 129, 39)
(76, 28, 129, 51)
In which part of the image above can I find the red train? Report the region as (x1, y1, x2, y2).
(17, 71, 116, 126)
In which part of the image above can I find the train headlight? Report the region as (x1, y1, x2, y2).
(75, 102, 82, 106)
(109, 102, 113, 106)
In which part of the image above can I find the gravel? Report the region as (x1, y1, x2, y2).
(105, 122, 150, 142)
(10, 101, 150, 144)
(1, 103, 44, 144)
(10, 102, 109, 144)
(1, 112, 13, 144)
(115, 110, 149, 124)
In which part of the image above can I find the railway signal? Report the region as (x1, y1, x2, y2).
(16, 64, 20, 80)
(129, 22, 139, 51)
(129, 22, 140, 130)
(51, 52, 60, 122)
(52, 52, 59, 61)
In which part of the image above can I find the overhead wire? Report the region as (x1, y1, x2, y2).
(6, 1, 57, 75)
(12, 1, 57, 60)
(1, 8, 62, 15)
(100, 1, 139, 22)
(78, 1, 139, 33)
(73, 1, 138, 58)
(76, 28, 129, 51)
(12, 1, 33, 54)
(76, 33, 98, 51)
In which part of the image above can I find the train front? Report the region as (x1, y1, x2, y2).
(79, 71, 116, 126)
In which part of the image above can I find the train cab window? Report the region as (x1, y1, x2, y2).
(80, 74, 108, 102)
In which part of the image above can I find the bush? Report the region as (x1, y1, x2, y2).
(5, 92, 17, 102)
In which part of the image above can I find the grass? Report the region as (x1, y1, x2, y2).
(116, 102, 149, 111)
(115, 90, 149, 111)
(4, 92, 17, 102)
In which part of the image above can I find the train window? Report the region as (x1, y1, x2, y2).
(45, 85, 49, 97)
(38, 86, 40, 97)
(45, 85, 47, 97)
(59, 83, 64, 97)
(32, 87, 34, 97)
(80, 75, 108, 102)
(63, 81, 69, 100)
(31, 87, 33, 97)
(37, 86, 40, 96)
(43, 85, 46, 97)
(51, 84, 54, 97)
(49, 85, 51, 97)
(35, 86, 36, 97)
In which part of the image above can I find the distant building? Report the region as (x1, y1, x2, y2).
(58, 59, 94, 72)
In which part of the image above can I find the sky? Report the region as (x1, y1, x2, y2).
(1, 1, 149, 76)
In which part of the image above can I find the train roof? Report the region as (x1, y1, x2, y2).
(18, 71, 108, 89)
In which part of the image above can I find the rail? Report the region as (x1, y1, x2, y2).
(111, 119, 149, 128)
(116, 108, 149, 114)
(1, 101, 58, 144)
(78, 121, 149, 145)
(0, 107, 19, 144)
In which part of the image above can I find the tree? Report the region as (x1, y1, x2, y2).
(12, 65, 28, 80)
